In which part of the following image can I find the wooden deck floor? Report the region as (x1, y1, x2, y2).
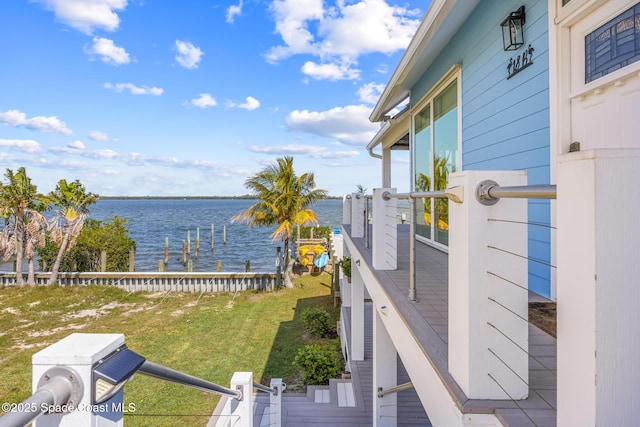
(346, 225, 557, 427)
(252, 303, 431, 426)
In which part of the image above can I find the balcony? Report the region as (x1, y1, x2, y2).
(338, 170, 558, 426)
(342, 223, 556, 426)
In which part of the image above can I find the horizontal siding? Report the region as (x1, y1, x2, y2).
(410, 0, 552, 297)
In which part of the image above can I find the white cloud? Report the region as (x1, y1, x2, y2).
(49, 140, 86, 154)
(0, 109, 73, 135)
(227, 96, 260, 111)
(190, 93, 218, 108)
(0, 139, 41, 153)
(85, 37, 130, 65)
(68, 140, 85, 150)
(285, 104, 378, 146)
(33, 0, 127, 34)
(319, 0, 420, 56)
(226, 0, 243, 24)
(86, 148, 120, 159)
(88, 130, 116, 141)
(357, 82, 385, 104)
(175, 40, 203, 69)
(266, 0, 420, 81)
(301, 61, 360, 81)
(248, 143, 359, 159)
(265, 0, 323, 63)
(104, 82, 164, 95)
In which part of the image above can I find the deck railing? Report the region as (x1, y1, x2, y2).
(0, 333, 282, 427)
(342, 170, 558, 404)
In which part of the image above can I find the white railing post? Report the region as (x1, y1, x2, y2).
(448, 171, 529, 400)
(229, 372, 253, 427)
(351, 259, 365, 361)
(342, 194, 352, 225)
(373, 309, 397, 426)
(269, 379, 283, 427)
(557, 149, 640, 426)
(351, 194, 365, 238)
(372, 188, 397, 270)
(32, 333, 126, 426)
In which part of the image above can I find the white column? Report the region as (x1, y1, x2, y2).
(448, 170, 529, 400)
(351, 193, 365, 238)
(342, 194, 352, 225)
(372, 188, 397, 270)
(382, 148, 392, 188)
(229, 372, 253, 427)
(557, 149, 640, 426)
(32, 333, 125, 426)
(373, 308, 397, 427)
(351, 259, 364, 361)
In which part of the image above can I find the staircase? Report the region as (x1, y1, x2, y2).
(253, 378, 369, 427)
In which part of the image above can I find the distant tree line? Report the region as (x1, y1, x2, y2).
(0, 167, 135, 286)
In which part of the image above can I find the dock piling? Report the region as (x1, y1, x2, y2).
(164, 237, 169, 264)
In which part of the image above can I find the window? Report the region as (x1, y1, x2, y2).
(585, 3, 640, 83)
(413, 78, 459, 247)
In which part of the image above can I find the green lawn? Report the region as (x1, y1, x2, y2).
(0, 273, 339, 426)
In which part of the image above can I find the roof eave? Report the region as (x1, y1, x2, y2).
(369, 0, 480, 122)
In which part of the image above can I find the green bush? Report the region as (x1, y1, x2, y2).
(293, 343, 342, 385)
(38, 216, 136, 272)
(302, 307, 333, 338)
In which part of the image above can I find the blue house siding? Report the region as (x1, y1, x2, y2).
(410, 0, 552, 297)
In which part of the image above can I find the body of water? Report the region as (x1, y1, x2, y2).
(87, 198, 344, 273)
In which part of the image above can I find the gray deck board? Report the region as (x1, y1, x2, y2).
(345, 224, 557, 426)
(252, 302, 431, 426)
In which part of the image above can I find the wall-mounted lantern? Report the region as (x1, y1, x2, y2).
(500, 6, 526, 51)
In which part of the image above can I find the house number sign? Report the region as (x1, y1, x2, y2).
(507, 44, 534, 79)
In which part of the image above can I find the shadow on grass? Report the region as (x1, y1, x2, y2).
(260, 277, 340, 392)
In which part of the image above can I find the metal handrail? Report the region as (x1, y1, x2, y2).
(137, 361, 243, 400)
(476, 180, 557, 205)
(382, 190, 449, 200)
(0, 367, 81, 427)
(377, 381, 413, 398)
(253, 382, 276, 395)
(0, 389, 57, 427)
(380, 190, 452, 302)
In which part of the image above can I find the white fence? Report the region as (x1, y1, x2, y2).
(0, 272, 277, 292)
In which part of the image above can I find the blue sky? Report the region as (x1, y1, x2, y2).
(0, 0, 422, 197)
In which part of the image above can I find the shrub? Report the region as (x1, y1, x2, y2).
(302, 307, 333, 338)
(293, 344, 342, 385)
(38, 216, 136, 272)
(338, 257, 351, 278)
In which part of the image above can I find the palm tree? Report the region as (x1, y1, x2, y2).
(47, 179, 99, 286)
(0, 168, 42, 286)
(24, 208, 48, 284)
(232, 156, 327, 287)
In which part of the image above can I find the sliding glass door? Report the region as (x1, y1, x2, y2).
(413, 78, 459, 247)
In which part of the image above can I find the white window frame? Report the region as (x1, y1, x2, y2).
(410, 65, 462, 251)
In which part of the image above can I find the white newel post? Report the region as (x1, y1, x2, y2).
(229, 372, 253, 427)
(351, 193, 365, 238)
(373, 309, 397, 427)
(269, 379, 283, 427)
(32, 333, 126, 426)
(342, 194, 352, 225)
(448, 171, 529, 400)
(351, 259, 364, 361)
(372, 188, 397, 270)
(557, 149, 640, 426)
